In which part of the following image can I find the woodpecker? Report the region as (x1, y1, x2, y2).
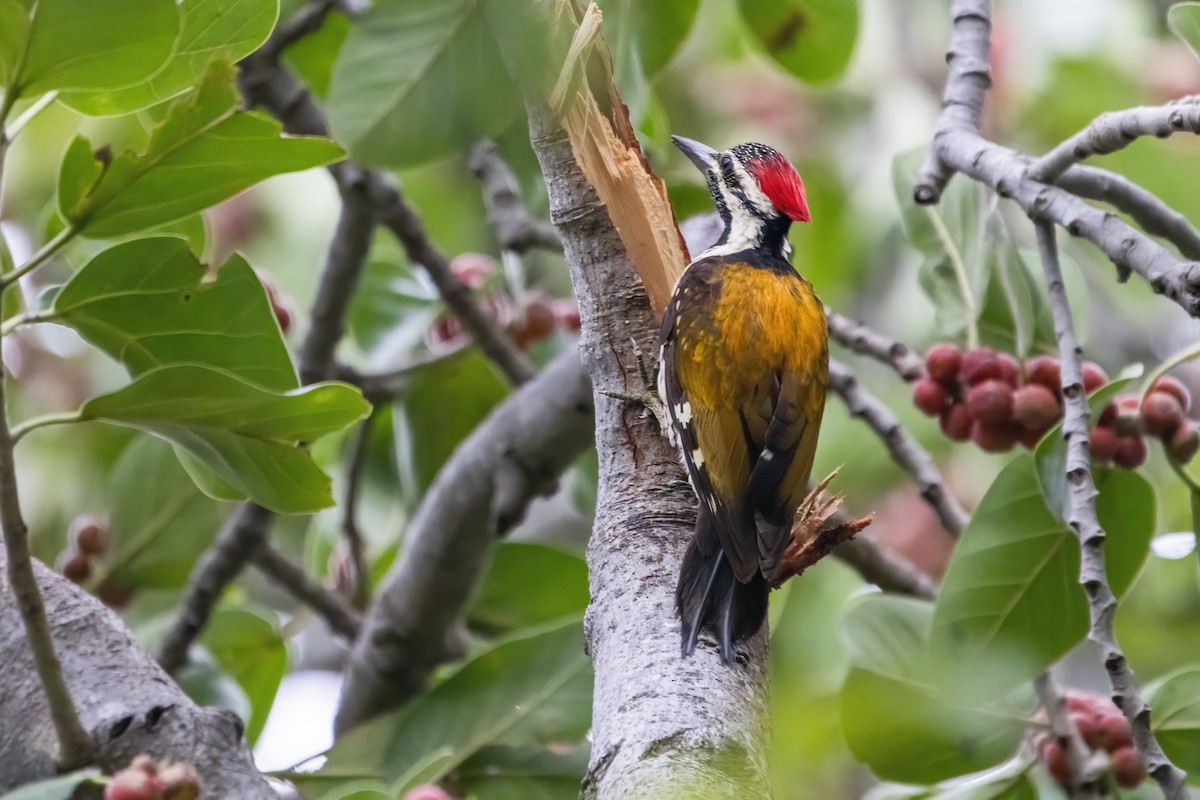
(660, 135, 828, 665)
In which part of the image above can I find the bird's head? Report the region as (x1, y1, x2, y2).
(672, 135, 809, 257)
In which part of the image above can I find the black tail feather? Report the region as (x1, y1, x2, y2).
(677, 530, 770, 665)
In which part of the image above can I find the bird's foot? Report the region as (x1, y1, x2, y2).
(769, 468, 875, 589)
(600, 337, 669, 432)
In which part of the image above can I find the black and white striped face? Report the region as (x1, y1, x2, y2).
(672, 136, 811, 258)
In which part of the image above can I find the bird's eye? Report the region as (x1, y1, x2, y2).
(719, 154, 735, 173)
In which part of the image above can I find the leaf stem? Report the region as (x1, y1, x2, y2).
(10, 410, 85, 443)
(5, 90, 57, 140)
(1138, 340, 1200, 406)
(925, 205, 980, 350)
(1, 311, 55, 337)
(3, 225, 76, 288)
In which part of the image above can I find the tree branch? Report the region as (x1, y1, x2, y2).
(0, 554, 275, 797)
(827, 359, 969, 537)
(334, 349, 594, 733)
(1028, 100, 1200, 183)
(251, 543, 362, 640)
(469, 139, 562, 253)
(826, 310, 925, 381)
(1034, 220, 1188, 798)
(340, 414, 373, 607)
(158, 503, 273, 674)
(915, 0, 992, 203)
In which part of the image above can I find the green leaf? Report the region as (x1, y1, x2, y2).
(601, 0, 700, 82)
(0, 770, 101, 800)
(1148, 668, 1200, 776)
(327, 0, 520, 168)
(932, 453, 1154, 697)
(840, 595, 1023, 784)
(52, 237, 297, 391)
(95, 437, 223, 590)
(1170, 3, 1200, 63)
(977, 239, 1056, 359)
(469, 543, 589, 632)
(395, 351, 509, 503)
(81, 365, 370, 513)
(176, 646, 252, 721)
(457, 746, 589, 800)
(737, 0, 858, 84)
(289, 620, 589, 796)
(284, 10, 350, 99)
(58, 61, 343, 238)
(62, 0, 280, 116)
(202, 606, 287, 746)
(2, 0, 177, 100)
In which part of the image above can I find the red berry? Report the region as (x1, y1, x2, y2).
(426, 312, 464, 348)
(62, 553, 91, 584)
(1064, 690, 1101, 713)
(73, 515, 109, 556)
(961, 347, 1002, 385)
(966, 380, 1015, 425)
(1013, 384, 1061, 432)
(1025, 355, 1062, 392)
(1114, 435, 1148, 469)
(105, 769, 161, 800)
(98, 582, 134, 609)
(273, 303, 292, 335)
(1097, 402, 1118, 428)
(997, 353, 1020, 387)
(1082, 362, 1109, 393)
(1168, 423, 1200, 464)
(1141, 391, 1185, 438)
(925, 343, 963, 384)
(1017, 426, 1044, 449)
(1043, 739, 1070, 786)
(1110, 745, 1146, 788)
(520, 297, 556, 342)
(551, 299, 581, 331)
(1100, 714, 1133, 751)
(449, 252, 496, 289)
(1073, 710, 1105, 749)
(972, 420, 1019, 453)
(1152, 375, 1192, 413)
(940, 403, 972, 441)
(1113, 395, 1143, 437)
(1089, 426, 1118, 462)
(157, 763, 200, 800)
(403, 787, 453, 800)
(913, 379, 949, 417)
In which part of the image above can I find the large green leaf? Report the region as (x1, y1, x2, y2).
(394, 351, 509, 503)
(92, 437, 223, 590)
(0, 771, 101, 800)
(327, 0, 520, 168)
(457, 747, 589, 800)
(468, 543, 589, 633)
(1170, 2, 1200, 63)
(976, 240, 1056, 359)
(202, 606, 287, 746)
(601, 0, 700, 81)
(931, 454, 1154, 696)
(51, 237, 298, 390)
(1148, 668, 1200, 777)
(57, 61, 343, 238)
(1, 0, 177, 100)
(63, 0, 280, 116)
(81, 365, 370, 513)
(840, 595, 1024, 784)
(737, 0, 858, 84)
(289, 620, 589, 797)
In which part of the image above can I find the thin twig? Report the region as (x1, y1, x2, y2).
(827, 359, 970, 537)
(1029, 101, 1200, 184)
(158, 503, 273, 674)
(339, 340, 471, 402)
(341, 414, 373, 608)
(469, 139, 562, 253)
(835, 537, 937, 600)
(1034, 220, 1188, 798)
(251, 543, 362, 640)
(825, 309, 925, 381)
(914, 0, 993, 203)
(1034, 673, 1105, 798)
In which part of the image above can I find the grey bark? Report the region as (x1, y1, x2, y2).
(0, 553, 274, 798)
(526, 110, 772, 799)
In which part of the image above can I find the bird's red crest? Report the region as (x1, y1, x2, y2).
(748, 154, 810, 223)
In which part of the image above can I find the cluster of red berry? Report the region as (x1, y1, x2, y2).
(57, 514, 133, 609)
(1034, 691, 1146, 790)
(104, 756, 199, 800)
(426, 254, 581, 352)
(913, 345, 1198, 466)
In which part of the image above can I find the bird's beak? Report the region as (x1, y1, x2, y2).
(671, 135, 719, 173)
